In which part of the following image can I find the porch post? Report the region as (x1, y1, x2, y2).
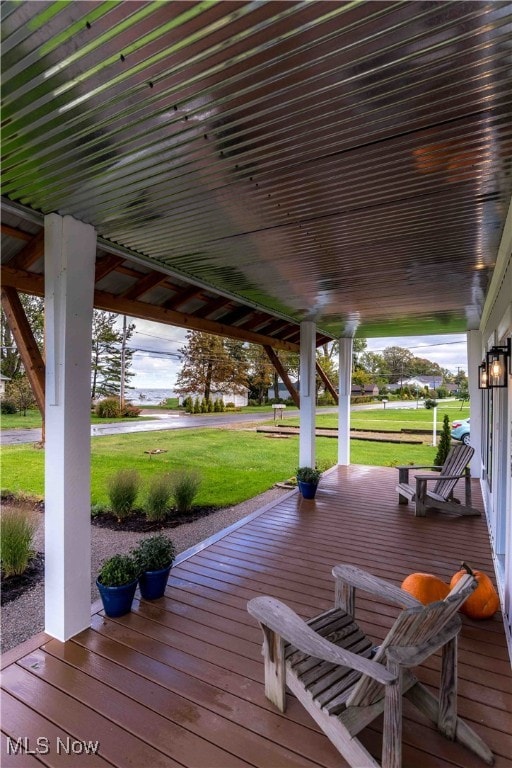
(338, 337, 353, 465)
(44, 213, 96, 640)
(299, 321, 316, 467)
(467, 330, 483, 479)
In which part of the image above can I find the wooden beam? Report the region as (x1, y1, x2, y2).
(122, 271, 169, 301)
(0, 286, 45, 415)
(193, 296, 232, 319)
(316, 361, 339, 404)
(263, 345, 300, 407)
(1, 265, 300, 352)
(94, 254, 124, 283)
(1, 224, 33, 241)
(164, 286, 202, 310)
(10, 230, 44, 270)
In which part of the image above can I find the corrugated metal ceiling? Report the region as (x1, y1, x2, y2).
(2, 0, 512, 338)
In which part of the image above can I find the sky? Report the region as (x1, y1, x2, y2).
(124, 317, 468, 390)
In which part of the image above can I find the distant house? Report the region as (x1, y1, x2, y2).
(387, 375, 442, 392)
(351, 384, 379, 397)
(0, 375, 10, 397)
(267, 380, 300, 400)
(179, 387, 249, 407)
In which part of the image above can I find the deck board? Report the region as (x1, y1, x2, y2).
(2, 465, 511, 768)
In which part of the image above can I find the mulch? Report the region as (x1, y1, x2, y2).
(91, 506, 219, 532)
(1, 552, 45, 606)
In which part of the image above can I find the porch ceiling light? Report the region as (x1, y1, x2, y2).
(485, 338, 511, 388)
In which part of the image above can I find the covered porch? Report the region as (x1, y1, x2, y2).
(2, 466, 510, 768)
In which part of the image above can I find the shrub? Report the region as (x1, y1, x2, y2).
(95, 398, 121, 418)
(171, 470, 201, 514)
(132, 534, 176, 572)
(145, 473, 173, 521)
(97, 554, 138, 586)
(193, 398, 201, 414)
(120, 403, 141, 417)
(1, 399, 17, 414)
(424, 398, 438, 410)
(107, 469, 140, 520)
(91, 502, 108, 518)
(434, 414, 452, 467)
(0, 509, 37, 577)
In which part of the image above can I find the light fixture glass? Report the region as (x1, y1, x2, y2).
(478, 361, 488, 389)
(486, 347, 508, 388)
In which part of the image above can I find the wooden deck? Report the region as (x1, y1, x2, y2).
(2, 465, 511, 768)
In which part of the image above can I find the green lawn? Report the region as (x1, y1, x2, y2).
(282, 402, 470, 431)
(1, 427, 438, 507)
(0, 411, 156, 429)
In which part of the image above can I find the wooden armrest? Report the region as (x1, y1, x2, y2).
(414, 473, 465, 482)
(247, 595, 395, 685)
(332, 564, 421, 609)
(395, 464, 441, 471)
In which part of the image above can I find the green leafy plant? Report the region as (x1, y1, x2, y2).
(296, 466, 322, 484)
(0, 509, 37, 577)
(171, 470, 201, 514)
(97, 554, 139, 586)
(145, 473, 173, 521)
(132, 534, 176, 572)
(107, 469, 140, 521)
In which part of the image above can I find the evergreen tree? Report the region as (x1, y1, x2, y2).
(91, 311, 135, 400)
(434, 414, 452, 467)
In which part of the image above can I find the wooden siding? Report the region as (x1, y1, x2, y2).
(2, 465, 511, 768)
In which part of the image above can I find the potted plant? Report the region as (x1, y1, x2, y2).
(96, 554, 139, 617)
(132, 534, 176, 600)
(296, 466, 322, 499)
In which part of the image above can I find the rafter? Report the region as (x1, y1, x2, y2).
(1, 265, 299, 352)
(1, 224, 32, 241)
(10, 230, 44, 270)
(121, 270, 169, 301)
(164, 286, 203, 311)
(94, 254, 125, 283)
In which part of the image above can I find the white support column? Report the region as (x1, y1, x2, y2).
(44, 214, 96, 640)
(467, 330, 483, 479)
(299, 321, 316, 468)
(338, 337, 353, 465)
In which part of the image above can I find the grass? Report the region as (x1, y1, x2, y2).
(0, 425, 438, 507)
(281, 402, 470, 431)
(0, 411, 156, 429)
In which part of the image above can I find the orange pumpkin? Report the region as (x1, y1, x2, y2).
(401, 572, 450, 605)
(450, 562, 499, 620)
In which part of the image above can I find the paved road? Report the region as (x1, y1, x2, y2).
(1, 401, 431, 446)
(0, 408, 337, 445)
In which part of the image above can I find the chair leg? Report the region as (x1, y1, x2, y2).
(382, 662, 402, 768)
(415, 478, 427, 517)
(406, 683, 494, 765)
(438, 637, 457, 738)
(261, 625, 286, 712)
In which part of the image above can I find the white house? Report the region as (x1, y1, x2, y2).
(0, 374, 10, 397)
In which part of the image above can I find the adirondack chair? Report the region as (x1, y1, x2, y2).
(248, 564, 494, 768)
(395, 443, 480, 516)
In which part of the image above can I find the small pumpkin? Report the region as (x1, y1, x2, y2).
(450, 562, 499, 620)
(401, 572, 450, 605)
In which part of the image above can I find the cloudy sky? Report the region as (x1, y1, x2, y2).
(124, 317, 468, 391)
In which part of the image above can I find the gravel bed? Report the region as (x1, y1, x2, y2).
(1, 486, 290, 654)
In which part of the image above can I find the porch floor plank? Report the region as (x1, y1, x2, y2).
(2, 465, 511, 768)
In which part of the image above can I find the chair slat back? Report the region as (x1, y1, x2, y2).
(346, 574, 475, 708)
(433, 444, 474, 499)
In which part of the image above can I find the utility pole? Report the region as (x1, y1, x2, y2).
(120, 314, 127, 411)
